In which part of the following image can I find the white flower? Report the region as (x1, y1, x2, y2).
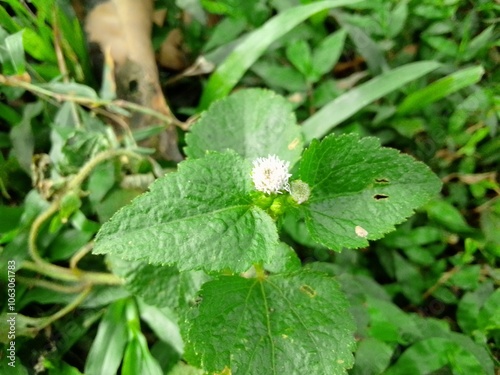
(251, 155, 291, 194)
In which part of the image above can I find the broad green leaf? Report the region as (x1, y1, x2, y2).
(251, 61, 308, 92)
(385, 337, 488, 375)
(0, 30, 25, 75)
(286, 39, 312, 77)
(425, 199, 474, 233)
(94, 152, 280, 272)
(296, 134, 442, 250)
(264, 242, 302, 274)
(185, 89, 303, 165)
(198, 0, 362, 110)
(184, 271, 355, 375)
(111, 257, 209, 310)
(352, 338, 393, 375)
(84, 299, 128, 375)
(478, 289, 500, 333)
(398, 66, 485, 114)
(301, 61, 441, 142)
(310, 29, 346, 81)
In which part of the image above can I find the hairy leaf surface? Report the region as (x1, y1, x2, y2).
(184, 271, 355, 375)
(186, 89, 303, 166)
(93, 152, 279, 272)
(297, 134, 442, 250)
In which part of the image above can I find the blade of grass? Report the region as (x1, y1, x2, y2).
(397, 66, 485, 115)
(198, 0, 362, 111)
(301, 61, 441, 143)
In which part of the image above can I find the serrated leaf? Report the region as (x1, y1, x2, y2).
(184, 271, 355, 375)
(94, 152, 280, 272)
(110, 257, 210, 310)
(185, 89, 303, 166)
(297, 134, 442, 250)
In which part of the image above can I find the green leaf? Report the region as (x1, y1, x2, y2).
(10, 101, 43, 175)
(310, 29, 346, 81)
(122, 300, 163, 375)
(478, 289, 500, 333)
(198, 0, 362, 110)
(138, 300, 184, 355)
(251, 61, 308, 92)
(297, 134, 442, 250)
(185, 89, 303, 165)
(301, 61, 441, 142)
(184, 271, 355, 375)
(425, 199, 474, 233)
(84, 299, 128, 375)
(352, 338, 393, 375)
(264, 242, 302, 274)
(385, 337, 489, 375)
(286, 39, 312, 77)
(94, 152, 280, 272)
(40, 82, 99, 100)
(0, 29, 25, 75)
(397, 66, 485, 115)
(110, 257, 209, 310)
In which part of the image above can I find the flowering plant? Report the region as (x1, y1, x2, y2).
(94, 89, 441, 374)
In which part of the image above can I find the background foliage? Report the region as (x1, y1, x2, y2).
(0, 0, 498, 374)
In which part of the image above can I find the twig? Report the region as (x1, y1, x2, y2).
(70, 241, 94, 270)
(17, 276, 85, 293)
(26, 149, 140, 284)
(0, 74, 185, 128)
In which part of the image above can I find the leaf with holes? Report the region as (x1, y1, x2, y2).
(184, 271, 355, 375)
(296, 134, 442, 250)
(93, 151, 280, 272)
(185, 89, 303, 166)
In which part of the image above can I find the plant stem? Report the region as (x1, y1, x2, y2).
(34, 286, 92, 331)
(0, 74, 185, 128)
(17, 276, 85, 293)
(26, 149, 138, 285)
(70, 241, 94, 270)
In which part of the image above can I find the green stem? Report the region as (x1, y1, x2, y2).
(27, 149, 137, 285)
(34, 287, 92, 331)
(70, 241, 94, 270)
(21, 260, 124, 285)
(28, 149, 140, 266)
(17, 276, 85, 293)
(0, 74, 184, 127)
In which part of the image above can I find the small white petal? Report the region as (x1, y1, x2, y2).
(251, 155, 291, 194)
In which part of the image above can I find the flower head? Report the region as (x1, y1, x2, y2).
(252, 155, 291, 194)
